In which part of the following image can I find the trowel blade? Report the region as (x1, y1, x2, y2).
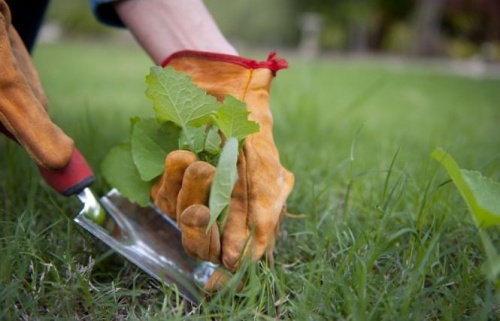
(75, 188, 214, 304)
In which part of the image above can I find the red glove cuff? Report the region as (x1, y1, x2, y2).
(161, 50, 288, 76)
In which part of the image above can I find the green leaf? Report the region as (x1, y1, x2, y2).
(179, 125, 207, 154)
(432, 148, 500, 227)
(204, 125, 222, 155)
(131, 118, 180, 181)
(102, 66, 261, 230)
(208, 138, 239, 231)
(101, 142, 154, 206)
(212, 95, 260, 142)
(145, 66, 219, 130)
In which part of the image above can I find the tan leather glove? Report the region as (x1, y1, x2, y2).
(0, 0, 73, 169)
(150, 50, 294, 292)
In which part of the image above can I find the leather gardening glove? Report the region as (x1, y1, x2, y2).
(0, 0, 73, 169)
(150, 51, 294, 292)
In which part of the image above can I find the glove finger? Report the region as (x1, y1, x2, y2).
(221, 154, 295, 272)
(179, 204, 221, 264)
(9, 26, 47, 109)
(151, 150, 196, 219)
(176, 161, 215, 222)
(265, 205, 286, 268)
(250, 168, 294, 262)
(219, 153, 250, 272)
(203, 268, 234, 294)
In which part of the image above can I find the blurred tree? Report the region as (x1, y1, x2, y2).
(413, 0, 446, 56)
(442, 0, 500, 58)
(291, 0, 415, 52)
(375, 0, 416, 52)
(45, 0, 111, 37)
(291, 0, 499, 59)
(205, 0, 300, 48)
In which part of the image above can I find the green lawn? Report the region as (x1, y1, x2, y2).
(1, 40, 500, 320)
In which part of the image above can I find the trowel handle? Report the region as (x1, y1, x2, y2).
(0, 124, 95, 196)
(38, 148, 95, 196)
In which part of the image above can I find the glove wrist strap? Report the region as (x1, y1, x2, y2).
(161, 50, 288, 75)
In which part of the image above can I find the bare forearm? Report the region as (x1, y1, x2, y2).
(113, 0, 237, 65)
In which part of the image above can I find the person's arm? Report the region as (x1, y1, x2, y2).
(113, 0, 237, 64)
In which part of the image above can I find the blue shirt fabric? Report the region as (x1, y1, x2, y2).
(89, 0, 124, 27)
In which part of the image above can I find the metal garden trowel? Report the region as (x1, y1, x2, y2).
(36, 147, 214, 304)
